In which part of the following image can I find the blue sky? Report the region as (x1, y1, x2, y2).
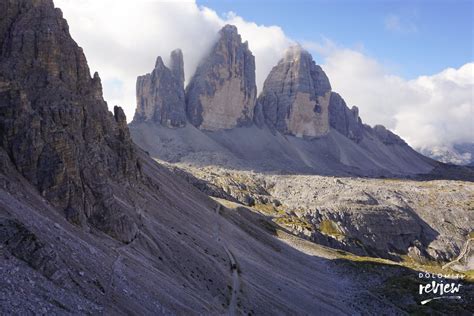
(197, 0, 473, 79)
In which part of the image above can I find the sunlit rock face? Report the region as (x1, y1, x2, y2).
(133, 49, 187, 128)
(257, 46, 332, 138)
(186, 25, 257, 131)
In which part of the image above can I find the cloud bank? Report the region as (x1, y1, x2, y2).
(56, 0, 472, 152)
(309, 42, 473, 150)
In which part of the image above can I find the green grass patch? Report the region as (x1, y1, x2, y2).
(319, 219, 344, 237)
(274, 216, 312, 231)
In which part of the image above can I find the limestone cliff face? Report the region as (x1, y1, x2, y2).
(186, 25, 257, 131)
(0, 0, 140, 243)
(328, 92, 364, 142)
(257, 46, 332, 138)
(133, 49, 186, 127)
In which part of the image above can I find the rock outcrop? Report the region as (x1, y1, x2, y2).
(0, 0, 140, 242)
(186, 25, 257, 131)
(257, 46, 332, 138)
(328, 92, 364, 142)
(370, 125, 406, 145)
(133, 49, 186, 127)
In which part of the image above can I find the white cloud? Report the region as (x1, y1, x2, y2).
(56, 0, 291, 121)
(55, 0, 472, 152)
(307, 42, 473, 150)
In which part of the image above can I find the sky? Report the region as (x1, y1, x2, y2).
(198, 0, 473, 79)
(55, 0, 473, 151)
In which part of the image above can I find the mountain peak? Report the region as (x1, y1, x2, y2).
(220, 24, 239, 35)
(257, 47, 331, 137)
(133, 50, 187, 127)
(170, 48, 185, 86)
(283, 45, 311, 62)
(185, 23, 256, 130)
(154, 56, 165, 69)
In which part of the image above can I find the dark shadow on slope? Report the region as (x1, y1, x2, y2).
(413, 163, 474, 182)
(307, 205, 441, 262)
(217, 202, 473, 314)
(332, 259, 474, 315)
(223, 202, 440, 263)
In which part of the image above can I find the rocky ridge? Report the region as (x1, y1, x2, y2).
(131, 36, 442, 178)
(1, 1, 409, 314)
(0, 0, 140, 243)
(2, 1, 472, 314)
(328, 92, 364, 143)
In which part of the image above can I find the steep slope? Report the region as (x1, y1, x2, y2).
(0, 1, 385, 314)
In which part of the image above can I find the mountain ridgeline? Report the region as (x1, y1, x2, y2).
(0, 1, 368, 313)
(130, 25, 437, 177)
(1, 2, 473, 314)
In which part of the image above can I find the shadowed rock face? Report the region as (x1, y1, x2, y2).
(186, 25, 257, 131)
(328, 92, 364, 143)
(371, 125, 406, 145)
(257, 46, 332, 138)
(170, 48, 185, 87)
(133, 49, 187, 127)
(0, 0, 140, 242)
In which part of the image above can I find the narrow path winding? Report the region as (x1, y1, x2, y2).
(442, 238, 473, 270)
(214, 204, 239, 316)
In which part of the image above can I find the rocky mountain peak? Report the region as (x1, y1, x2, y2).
(133, 49, 187, 127)
(155, 56, 165, 68)
(185, 24, 257, 131)
(257, 45, 332, 137)
(170, 48, 185, 87)
(219, 24, 239, 38)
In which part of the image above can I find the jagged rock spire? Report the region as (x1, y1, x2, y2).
(185, 24, 257, 131)
(133, 49, 187, 127)
(170, 48, 185, 87)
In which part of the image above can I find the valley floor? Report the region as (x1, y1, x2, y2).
(162, 160, 474, 313)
